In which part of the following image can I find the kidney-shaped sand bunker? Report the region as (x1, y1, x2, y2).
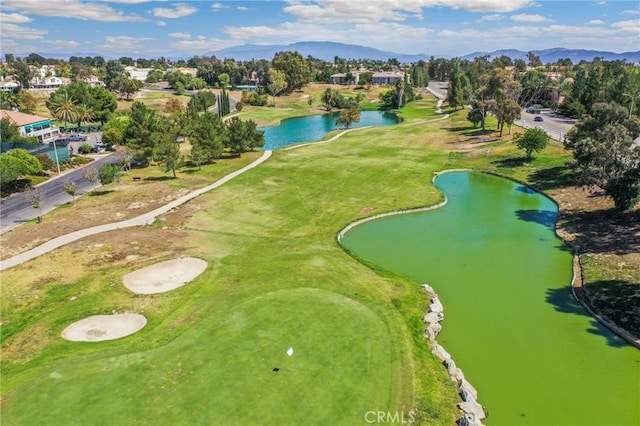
(61, 313, 147, 342)
(123, 257, 208, 294)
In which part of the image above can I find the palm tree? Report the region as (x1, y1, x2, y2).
(48, 92, 78, 131)
(74, 104, 94, 129)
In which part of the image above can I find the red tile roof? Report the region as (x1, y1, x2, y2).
(0, 109, 51, 126)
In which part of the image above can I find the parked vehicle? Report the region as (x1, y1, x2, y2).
(68, 133, 88, 141)
(51, 137, 69, 145)
(534, 116, 544, 122)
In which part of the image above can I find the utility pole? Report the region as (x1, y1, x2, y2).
(622, 93, 638, 120)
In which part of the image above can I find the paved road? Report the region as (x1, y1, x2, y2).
(515, 111, 576, 141)
(427, 80, 575, 140)
(0, 153, 118, 234)
(427, 81, 449, 99)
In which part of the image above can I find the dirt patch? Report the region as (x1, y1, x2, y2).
(61, 313, 147, 342)
(123, 257, 208, 294)
(0, 183, 190, 261)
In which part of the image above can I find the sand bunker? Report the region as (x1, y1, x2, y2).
(123, 257, 208, 294)
(61, 313, 147, 342)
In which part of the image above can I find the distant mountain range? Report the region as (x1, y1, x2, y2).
(459, 47, 640, 64)
(207, 41, 428, 63)
(9, 42, 640, 64)
(208, 42, 639, 64)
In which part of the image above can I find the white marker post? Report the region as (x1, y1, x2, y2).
(287, 347, 294, 372)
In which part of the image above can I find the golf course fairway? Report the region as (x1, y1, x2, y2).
(340, 171, 640, 426)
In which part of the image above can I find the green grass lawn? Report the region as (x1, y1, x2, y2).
(1, 95, 573, 425)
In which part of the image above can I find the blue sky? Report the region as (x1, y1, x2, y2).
(1, 1, 639, 58)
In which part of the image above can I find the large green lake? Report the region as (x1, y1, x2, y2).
(340, 171, 639, 425)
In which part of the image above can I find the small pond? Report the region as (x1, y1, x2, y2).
(340, 171, 639, 426)
(261, 110, 400, 150)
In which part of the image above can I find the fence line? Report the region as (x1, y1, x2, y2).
(514, 119, 565, 142)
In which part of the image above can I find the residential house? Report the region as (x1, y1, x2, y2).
(372, 71, 405, 85)
(34, 64, 57, 78)
(331, 72, 361, 85)
(0, 109, 61, 143)
(0, 80, 20, 91)
(331, 70, 406, 85)
(125, 66, 153, 81)
(83, 75, 106, 87)
(30, 76, 71, 89)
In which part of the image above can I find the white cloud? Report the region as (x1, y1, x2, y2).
(105, 0, 153, 3)
(1, 0, 145, 22)
(211, 2, 230, 10)
(426, 0, 534, 13)
(169, 32, 191, 39)
(622, 9, 640, 15)
(0, 12, 33, 24)
(284, 1, 419, 23)
(511, 14, 548, 23)
(0, 23, 47, 40)
(43, 40, 81, 50)
(610, 19, 640, 33)
(477, 14, 504, 23)
(283, 0, 534, 23)
(169, 37, 238, 53)
(156, 21, 167, 26)
(237, 6, 250, 11)
(152, 3, 197, 19)
(589, 19, 605, 25)
(99, 35, 153, 53)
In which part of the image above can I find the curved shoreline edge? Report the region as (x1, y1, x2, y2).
(282, 112, 450, 152)
(481, 171, 640, 349)
(335, 167, 639, 423)
(336, 168, 487, 426)
(0, 150, 273, 271)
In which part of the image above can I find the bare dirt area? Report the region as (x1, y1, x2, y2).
(551, 186, 640, 339)
(61, 313, 147, 342)
(0, 180, 190, 261)
(123, 257, 208, 294)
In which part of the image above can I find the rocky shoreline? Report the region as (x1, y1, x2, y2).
(421, 284, 487, 426)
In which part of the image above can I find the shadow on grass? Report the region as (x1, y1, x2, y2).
(144, 176, 175, 182)
(586, 280, 640, 339)
(446, 125, 480, 133)
(181, 168, 202, 175)
(493, 157, 528, 168)
(528, 166, 575, 190)
(88, 190, 115, 196)
(560, 208, 640, 255)
(545, 286, 630, 348)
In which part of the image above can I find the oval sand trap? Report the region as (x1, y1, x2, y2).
(62, 313, 147, 342)
(123, 257, 208, 294)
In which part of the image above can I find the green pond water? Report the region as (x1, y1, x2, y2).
(340, 171, 639, 426)
(261, 111, 400, 150)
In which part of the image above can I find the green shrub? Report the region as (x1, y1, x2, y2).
(78, 143, 92, 154)
(35, 153, 55, 171)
